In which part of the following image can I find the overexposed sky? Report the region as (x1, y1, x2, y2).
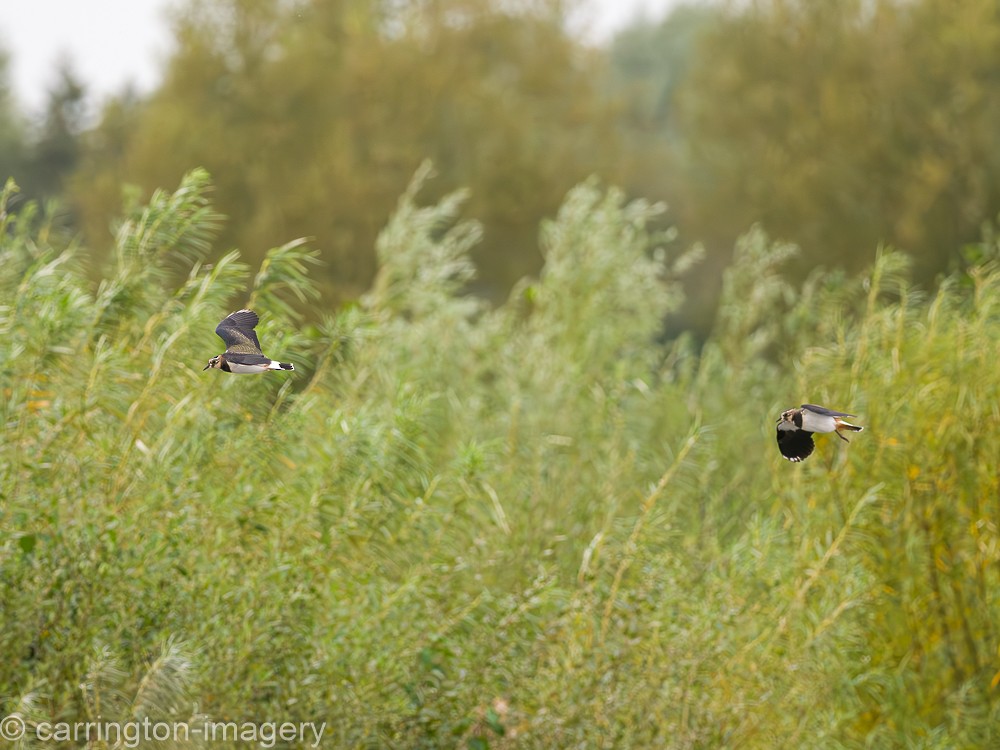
(0, 0, 676, 116)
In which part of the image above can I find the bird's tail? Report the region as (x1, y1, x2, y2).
(833, 418, 863, 442)
(834, 418, 863, 432)
(266, 361, 294, 371)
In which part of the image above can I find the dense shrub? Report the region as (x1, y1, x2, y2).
(1, 170, 998, 747)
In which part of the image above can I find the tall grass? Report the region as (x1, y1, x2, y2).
(1, 169, 998, 748)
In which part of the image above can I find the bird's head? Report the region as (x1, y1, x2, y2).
(204, 355, 222, 371)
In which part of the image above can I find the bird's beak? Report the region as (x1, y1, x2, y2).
(203, 363, 211, 371)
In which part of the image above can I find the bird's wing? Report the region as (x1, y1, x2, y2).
(225, 351, 271, 366)
(776, 427, 815, 461)
(216, 309, 263, 354)
(801, 404, 856, 418)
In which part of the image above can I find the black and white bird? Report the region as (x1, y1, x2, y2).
(775, 404, 863, 462)
(203, 309, 294, 374)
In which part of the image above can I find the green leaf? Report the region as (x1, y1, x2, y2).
(17, 533, 36, 555)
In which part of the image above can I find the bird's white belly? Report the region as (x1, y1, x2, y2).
(801, 411, 837, 433)
(228, 362, 268, 374)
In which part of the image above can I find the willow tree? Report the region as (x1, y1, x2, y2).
(73, 0, 623, 301)
(673, 0, 1000, 282)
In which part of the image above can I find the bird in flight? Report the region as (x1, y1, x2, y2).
(776, 404, 863, 462)
(203, 309, 294, 374)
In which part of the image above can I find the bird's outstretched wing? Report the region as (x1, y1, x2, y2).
(216, 309, 263, 354)
(776, 426, 815, 462)
(225, 351, 271, 366)
(801, 404, 856, 418)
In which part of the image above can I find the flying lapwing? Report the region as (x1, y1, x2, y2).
(203, 309, 294, 374)
(775, 404, 863, 462)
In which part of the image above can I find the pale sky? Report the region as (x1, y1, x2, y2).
(0, 0, 676, 116)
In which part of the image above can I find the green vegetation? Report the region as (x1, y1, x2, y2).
(5, 0, 998, 320)
(2, 169, 998, 747)
(671, 0, 1000, 282)
(71, 0, 624, 301)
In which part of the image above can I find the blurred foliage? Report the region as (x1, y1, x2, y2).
(4, 0, 1000, 331)
(25, 65, 87, 204)
(672, 0, 1000, 284)
(0, 54, 86, 212)
(70, 0, 624, 302)
(604, 3, 716, 209)
(1, 169, 998, 747)
(0, 49, 26, 187)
